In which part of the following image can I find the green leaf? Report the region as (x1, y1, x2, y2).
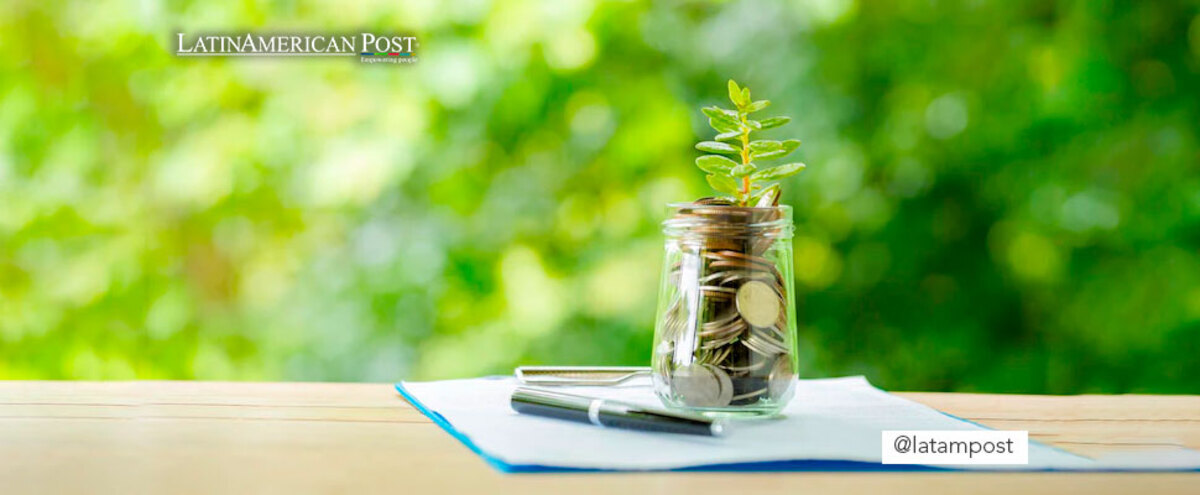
(745, 100, 770, 113)
(706, 174, 740, 194)
(703, 106, 740, 133)
(748, 140, 783, 154)
(714, 131, 741, 142)
(695, 155, 738, 174)
(708, 117, 739, 133)
(696, 141, 740, 155)
(731, 163, 756, 177)
(701, 106, 738, 120)
(752, 139, 800, 160)
(759, 116, 791, 129)
(741, 88, 751, 105)
(750, 162, 806, 181)
(744, 119, 762, 131)
(727, 80, 745, 107)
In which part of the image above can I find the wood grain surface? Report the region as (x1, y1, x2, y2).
(1, 381, 1197, 494)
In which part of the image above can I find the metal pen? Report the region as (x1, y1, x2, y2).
(510, 387, 723, 437)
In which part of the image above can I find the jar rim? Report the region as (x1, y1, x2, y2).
(661, 202, 794, 238)
(665, 202, 793, 212)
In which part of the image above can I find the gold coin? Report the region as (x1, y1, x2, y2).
(736, 280, 781, 327)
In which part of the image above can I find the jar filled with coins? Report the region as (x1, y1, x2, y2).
(651, 199, 797, 416)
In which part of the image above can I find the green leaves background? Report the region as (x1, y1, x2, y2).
(1, 0, 1197, 395)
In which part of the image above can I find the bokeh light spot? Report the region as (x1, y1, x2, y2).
(925, 93, 968, 139)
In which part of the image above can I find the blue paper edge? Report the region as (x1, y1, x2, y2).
(394, 381, 516, 473)
(394, 381, 1199, 474)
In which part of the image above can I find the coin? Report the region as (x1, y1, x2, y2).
(699, 318, 744, 340)
(690, 207, 751, 219)
(730, 379, 768, 405)
(694, 197, 735, 206)
(711, 251, 785, 286)
(712, 250, 773, 268)
(701, 310, 738, 329)
(672, 363, 722, 407)
(706, 364, 734, 406)
(723, 359, 768, 373)
(736, 280, 781, 327)
(755, 185, 780, 208)
(699, 333, 735, 350)
(744, 327, 788, 355)
(742, 332, 777, 356)
(708, 345, 732, 366)
(708, 259, 762, 271)
(698, 271, 732, 285)
(768, 357, 795, 400)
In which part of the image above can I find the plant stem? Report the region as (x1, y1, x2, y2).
(738, 113, 752, 205)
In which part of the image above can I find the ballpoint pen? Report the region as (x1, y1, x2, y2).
(510, 387, 723, 437)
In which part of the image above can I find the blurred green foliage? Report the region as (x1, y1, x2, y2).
(2, 0, 1199, 393)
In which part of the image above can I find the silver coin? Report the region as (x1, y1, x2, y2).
(700, 318, 745, 340)
(731, 387, 767, 402)
(755, 185, 780, 208)
(700, 286, 736, 299)
(748, 327, 788, 354)
(741, 333, 773, 356)
(700, 329, 740, 350)
(672, 363, 722, 407)
(768, 357, 795, 400)
(723, 358, 769, 373)
(705, 364, 733, 407)
(736, 280, 782, 328)
(695, 344, 732, 367)
(701, 311, 739, 330)
(710, 345, 732, 365)
(763, 322, 787, 340)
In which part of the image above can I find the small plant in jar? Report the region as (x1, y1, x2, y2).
(652, 80, 807, 416)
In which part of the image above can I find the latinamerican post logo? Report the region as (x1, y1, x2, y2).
(175, 33, 419, 64)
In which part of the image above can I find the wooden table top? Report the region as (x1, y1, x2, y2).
(1, 381, 1197, 494)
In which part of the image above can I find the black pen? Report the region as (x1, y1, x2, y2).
(510, 387, 724, 436)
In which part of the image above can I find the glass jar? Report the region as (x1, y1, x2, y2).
(651, 202, 797, 416)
